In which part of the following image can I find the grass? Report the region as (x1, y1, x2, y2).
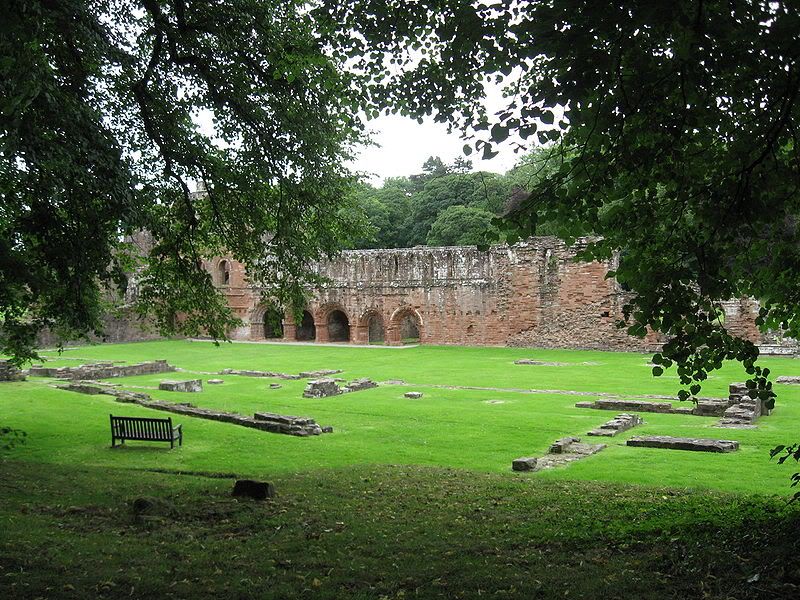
(3, 339, 800, 598)
(4, 339, 800, 494)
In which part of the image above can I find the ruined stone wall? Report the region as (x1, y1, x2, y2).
(215, 237, 772, 351)
(206, 237, 791, 352)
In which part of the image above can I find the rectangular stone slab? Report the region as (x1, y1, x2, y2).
(626, 435, 739, 453)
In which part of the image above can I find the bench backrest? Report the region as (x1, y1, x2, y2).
(110, 415, 173, 441)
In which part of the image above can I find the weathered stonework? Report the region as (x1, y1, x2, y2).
(57, 384, 327, 437)
(0, 360, 25, 382)
(626, 436, 739, 453)
(209, 237, 785, 351)
(159, 379, 203, 393)
(513, 436, 607, 472)
(587, 413, 643, 437)
(30, 360, 175, 380)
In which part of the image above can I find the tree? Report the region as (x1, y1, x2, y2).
(315, 0, 800, 408)
(1, 0, 365, 363)
(426, 204, 497, 246)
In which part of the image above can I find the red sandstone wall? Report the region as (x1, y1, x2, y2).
(210, 238, 780, 352)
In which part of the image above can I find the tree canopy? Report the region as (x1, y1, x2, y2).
(1, 0, 366, 363)
(315, 0, 800, 408)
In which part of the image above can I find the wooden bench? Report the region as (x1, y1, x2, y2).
(110, 414, 183, 448)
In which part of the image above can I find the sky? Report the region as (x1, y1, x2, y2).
(350, 113, 524, 186)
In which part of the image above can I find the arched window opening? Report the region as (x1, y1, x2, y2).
(218, 260, 230, 286)
(327, 310, 350, 342)
(295, 311, 316, 341)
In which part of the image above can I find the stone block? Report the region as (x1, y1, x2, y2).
(207, 379, 224, 384)
(159, 379, 203, 393)
(269, 383, 282, 389)
(549, 436, 580, 454)
(693, 399, 731, 417)
(232, 480, 275, 500)
(776, 376, 800, 385)
(512, 457, 539, 471)
(404, 391, 423, 399)
(626, 435, 739, 453)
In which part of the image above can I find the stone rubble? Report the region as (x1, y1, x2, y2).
(303, 378, 379, 398)
(207, 379, 224, 385)
(29, 359, 175, 380)
(776, 376, 800, 384)
(587, 413, 643, 437)
(303, 378, 342, 398)
(404, 392, 423, 399)
(626, 435, 739, 453)
(159, 379, 203, 393)
(0, 360, 26, 382)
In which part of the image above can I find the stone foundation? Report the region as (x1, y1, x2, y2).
(57, 384, 327, 436)
(30, 360, 175, 380)
(512, 436, 607, 472)
(626, 436, 739, 453)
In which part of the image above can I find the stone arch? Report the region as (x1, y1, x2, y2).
(249, 304, 285, 340)
(355, 308, 384, 344)
(387, 307, 423, 345)
(216, 259, 231, 286)
(315, 303, 351, 343)
(295, 310, 316, 341)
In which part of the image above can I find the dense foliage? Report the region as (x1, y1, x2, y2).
(349, 152, 557, 249)
(1, 0, 365, 363)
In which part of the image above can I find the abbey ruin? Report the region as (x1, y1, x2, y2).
(208, 237, 786, 353)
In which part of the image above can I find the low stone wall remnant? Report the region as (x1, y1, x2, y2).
(626, 435, 739, 453)
(342, 378, 378, 393)
(30, 359, 175, 380)
(56, 384, 327, 437)
(512, 436, 606, 472)
(220, 368, 300, 380)
(587, 413, 643, 437)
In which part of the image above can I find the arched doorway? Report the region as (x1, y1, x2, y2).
(368, 314, 384, 343)
(295, 310, 316, 341)
(399, 314, 420, 343)
(327, 310, 350, 342)
(388, 307, 423, 345)
(262, 307, 284, 339)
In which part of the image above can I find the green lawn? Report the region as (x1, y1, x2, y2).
(3, 340, 800, 599)
(4, 339, 800, 494)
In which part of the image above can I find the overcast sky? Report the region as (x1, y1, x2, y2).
(350, 113, 523, 185)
